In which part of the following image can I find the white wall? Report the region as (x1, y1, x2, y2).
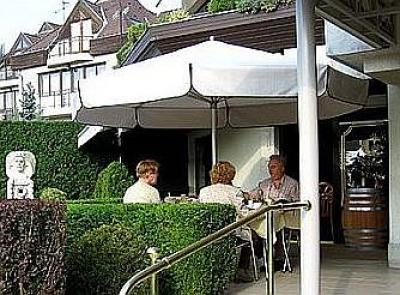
(188, 127, 278, 194)
(218, 127, 278, 191)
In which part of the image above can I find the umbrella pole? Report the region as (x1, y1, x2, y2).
(117, 128, 123, 163)
(211, 102, 217, 165)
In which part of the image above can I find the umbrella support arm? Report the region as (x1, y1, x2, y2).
(211, 102, 217, 165)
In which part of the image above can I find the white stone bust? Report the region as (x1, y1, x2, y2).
(6, 151, 36, 199)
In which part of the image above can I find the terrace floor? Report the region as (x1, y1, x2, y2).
(226, 244, 400, 294)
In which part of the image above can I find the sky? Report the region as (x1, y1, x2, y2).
(0, 0, 181, 52)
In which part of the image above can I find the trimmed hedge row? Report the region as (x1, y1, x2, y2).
(67, 197, 123, 205)
(0, 200, 66, 294)
(66, 203, 237, 295)
(0, 121, 111, 199)
(92, 161, 133, 199)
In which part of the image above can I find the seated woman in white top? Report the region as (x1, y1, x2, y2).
(123, 159, 161, 204)
(198, 161, 243, 211)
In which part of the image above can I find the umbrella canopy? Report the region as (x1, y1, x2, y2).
(77, 40, 369, 129)
(76, 40, 370, 164)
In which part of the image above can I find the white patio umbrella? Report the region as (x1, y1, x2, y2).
(76, 40, 369, 164)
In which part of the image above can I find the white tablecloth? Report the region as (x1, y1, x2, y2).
(239, 206, 300, 239)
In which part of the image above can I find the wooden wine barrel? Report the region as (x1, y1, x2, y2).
(342, 188, 388, 249)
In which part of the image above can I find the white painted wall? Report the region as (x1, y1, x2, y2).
(187, 127, 278, 194)
(218, 127, 278, 191)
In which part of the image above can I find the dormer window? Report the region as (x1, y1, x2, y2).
(16, 38, 29, 50)
(71, 19, 93, 53)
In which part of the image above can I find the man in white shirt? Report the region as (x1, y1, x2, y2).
(123, 159, 161, 204)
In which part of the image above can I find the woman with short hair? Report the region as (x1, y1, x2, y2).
(198, 161, 243, 210)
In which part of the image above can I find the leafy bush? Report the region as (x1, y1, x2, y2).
(208, 0, 294, 13)
(208, 0, 236, 13)
(0, 121, 110, 199)
(0, 199, 66, 294)
(70, 224, 149, 295)
(117, 9, 190, 66)
(39, 187, 67, 200)
(117, 22, 148, 65)
(66, 203, 237, 295)
(92, 161, 133, 199)
(156, 9, 189, 24)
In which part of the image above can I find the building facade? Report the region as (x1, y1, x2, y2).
(0, 0, 155, 121)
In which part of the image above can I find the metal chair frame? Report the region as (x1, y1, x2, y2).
(319, 181, 334, 241)
(235, 226, 260, 281)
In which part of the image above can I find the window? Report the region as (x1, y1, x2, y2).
(38, 63, 105, 109)
(40, 74, 50, 97)
(62, 71, 71, 93)
(61, 71, 71, 107)
(50, 72, 60, 96)
(72, 67, 85, 92)
(96, 64, 105, 75)
(5, 92, 14, 109)
(72, 63, 106, 92)
(85, 65, 96, 79)
(0, 90, 16, 117)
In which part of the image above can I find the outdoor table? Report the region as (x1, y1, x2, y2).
(164, 196, 199, 204)
(239, 203, 300, 240)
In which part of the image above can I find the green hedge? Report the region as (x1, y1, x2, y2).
(67, 197, 123, 205)
(0, 199, 66, 294)
(208, 0, 294, 13)
(208, 0, 236, 13)
(92, 161, 133, 199)
(0, 121, 110, 199)
(73, 224, 149, 294)
(66, 203, 237, 295)
(39, 187, 67, 200)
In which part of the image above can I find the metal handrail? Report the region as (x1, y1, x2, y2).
(119, 201, 311, 295)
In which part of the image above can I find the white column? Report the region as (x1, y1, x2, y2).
(388, 84, 400, 268)
(296, 1, 320, 294)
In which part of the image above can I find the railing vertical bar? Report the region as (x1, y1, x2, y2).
(267, 211, 274, 295)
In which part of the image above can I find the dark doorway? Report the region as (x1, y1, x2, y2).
(195, 135, 212, 194)
(121, 129, 189, 198)
(279, 122, 336, 241)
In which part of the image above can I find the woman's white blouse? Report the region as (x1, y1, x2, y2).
(199, 183, 243, 211)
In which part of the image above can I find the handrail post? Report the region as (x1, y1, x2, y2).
(147, 247, 160, 295)
(266, 211, 274, 295)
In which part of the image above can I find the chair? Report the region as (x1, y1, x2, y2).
(319, 181, 334, 241)
(235, 225, 260, 281)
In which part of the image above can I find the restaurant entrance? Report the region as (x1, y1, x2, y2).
(278, 107, 389, 247)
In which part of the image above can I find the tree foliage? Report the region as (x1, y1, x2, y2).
(19, 82, 41, 121)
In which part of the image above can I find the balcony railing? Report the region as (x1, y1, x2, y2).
(49, 36, 93, 58)
(40, 89, 72, 110)
(0, 70, 18, 81)
(0, 108, 16, 120)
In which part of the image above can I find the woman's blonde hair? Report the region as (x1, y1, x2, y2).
(136, 159, 159, 178)
(209, 161, 236, 185)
